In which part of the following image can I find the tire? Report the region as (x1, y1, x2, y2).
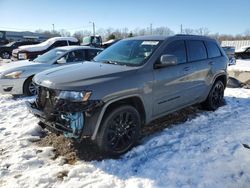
(23, 77, 37, 96)
(202, 80, 225, 111)
(96, 105, 141, 156)
(1, 51, 11, 59)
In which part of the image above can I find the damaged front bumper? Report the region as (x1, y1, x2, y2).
(26, 98, 103, 140)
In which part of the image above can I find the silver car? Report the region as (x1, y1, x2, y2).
(0, 46, 102, 96)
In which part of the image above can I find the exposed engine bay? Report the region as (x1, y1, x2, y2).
(27, 86, 103, 140)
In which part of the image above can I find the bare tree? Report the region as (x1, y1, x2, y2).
(35, 29, 61, 37)
(183, 28, 195, 35)
(153, 26, 174, 36)
(59, 29, 71, 37)
(196, 27, 210, 36)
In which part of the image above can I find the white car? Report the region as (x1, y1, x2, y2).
(0, 46, 102, 96)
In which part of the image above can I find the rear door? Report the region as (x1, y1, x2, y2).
(185, 40, 210, 102)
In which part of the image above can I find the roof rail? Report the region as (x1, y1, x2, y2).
(175, 34, 199, 37)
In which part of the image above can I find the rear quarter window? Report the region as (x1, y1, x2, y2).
(187, 40, 207, 62)
(205, 41, 222, 58)
(53, 41, 68, 47)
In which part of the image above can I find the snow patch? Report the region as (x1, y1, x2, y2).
(1, 89, 250, 187)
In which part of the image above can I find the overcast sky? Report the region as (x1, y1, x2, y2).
(0, 0, 249, 35)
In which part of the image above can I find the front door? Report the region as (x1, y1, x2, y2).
(153, 40, 194, 117)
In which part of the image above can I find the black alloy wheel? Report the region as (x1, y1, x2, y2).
(96, 105, 141, 156)
(1, 52, 10, 59)
(203, 80, 225, 111)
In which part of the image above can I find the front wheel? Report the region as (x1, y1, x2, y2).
(202, 80, 225, 111)
(96, 105, 141, 156)
(1, 51, 11, 59)
(23, 77, 37, 96)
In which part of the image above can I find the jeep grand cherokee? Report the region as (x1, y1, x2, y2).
(26, 35, 228, 156)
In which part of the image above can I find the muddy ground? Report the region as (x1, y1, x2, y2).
(36, 105, 202, 163)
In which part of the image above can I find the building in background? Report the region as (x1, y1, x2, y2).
(0, 30, 49, 45)
(221, 40, 250, 50)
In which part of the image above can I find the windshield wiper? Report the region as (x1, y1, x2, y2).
(102, 60, 118, 65)
(94, 59, 129, 66)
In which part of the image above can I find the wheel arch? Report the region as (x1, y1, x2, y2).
(91, 95, 146, 140)
(22, 75, 35, 94)
(213, 73, 227, 88)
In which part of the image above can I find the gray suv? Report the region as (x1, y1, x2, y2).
(26, 35, 228, 156)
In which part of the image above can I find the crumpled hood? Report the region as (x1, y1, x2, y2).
(34, 61, 139, 90)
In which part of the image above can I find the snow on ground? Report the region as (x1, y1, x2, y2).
(229, 59, 250, 71)
(1, 88, 250, 188)
(0, 58, 12, 65)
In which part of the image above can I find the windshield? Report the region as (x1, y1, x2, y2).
(94, 39, 161, 66)
(33, 48, 67, 63)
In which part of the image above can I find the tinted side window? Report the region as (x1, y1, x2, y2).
(66, 50, 85, 62)
(68, 40, 79, 45)
(187, 40, 207, 61)
(53, 41, 68, 47)
(205, 41, 221, 58)
(245, 48, 250, 53)
(86, 49, 101, 60)
(163, 40, 187, 64)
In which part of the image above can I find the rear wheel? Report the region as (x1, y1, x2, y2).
(96, 105, 141, 156)
(23, 77, 37, 96)
(202, 80, 225, 111)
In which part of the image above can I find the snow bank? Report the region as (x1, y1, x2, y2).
(229, 60, 250, 72)
(1, 89, 250, 187)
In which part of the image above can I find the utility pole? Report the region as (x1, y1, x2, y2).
(89, 21, 95, 36)
(52, 24, 55, 33)
(93, 22, 95, 36)
(180, 24, 183, 34)
(150, 23, 153, 35)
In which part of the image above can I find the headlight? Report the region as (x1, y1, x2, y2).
(3, 71, 23, 79)
(58, 91, 92, 102)
(18, 53, 27, 59)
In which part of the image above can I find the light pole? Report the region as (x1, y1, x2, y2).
(150, 23, 153, 35)
(89, 21, 95, 36)
(52, 24, 55, 33)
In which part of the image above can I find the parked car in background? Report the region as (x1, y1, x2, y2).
(0, 46, 102, 96)
(82, 35, 102, 47)
(27, 35, 228, 156)
(12, 37, 79, 61)
(235, 46, 250, 59)
(222, 46, 236, 65)
(82, 36, 119, 48)
(102, 39, 120, 48)
(0, 41, 39, 59)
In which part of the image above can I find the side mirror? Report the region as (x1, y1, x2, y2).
(57, 57, 66, 64)
(154, 54, 177, 69)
